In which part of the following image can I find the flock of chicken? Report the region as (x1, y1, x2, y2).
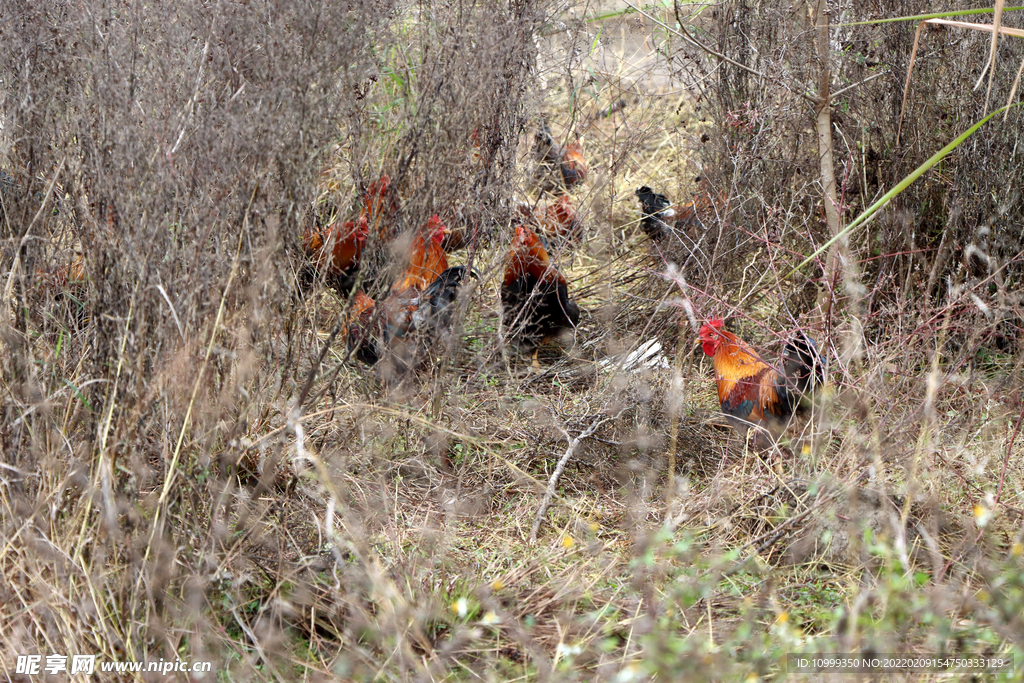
(8, 115, 826, 446)
(295, 121, 827, 444)
(299, 125, 585, 377)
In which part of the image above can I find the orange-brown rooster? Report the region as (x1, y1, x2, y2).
(301, 216, 369, 293)
(534, 122, 588, 194)
(502, 225, 580, 362)
(517, 195, 582, 243)
(345, 216, 475, 372)
(699, 318, 824, 442)
(391, 215, 449, 295)
(301, 173, 397, 294)
(440, 219, 476, 253)
(362, 173, 397, 237)
(341, 290, 381, 365)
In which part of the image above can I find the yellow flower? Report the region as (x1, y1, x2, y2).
(451, 597, 469, 618)
(776, 611, 789, 624)
(490, 579, 505, 591)
(562, 535, 575, 549)
(1011, 541, 1023, 557)
(974, 504, 991, 528)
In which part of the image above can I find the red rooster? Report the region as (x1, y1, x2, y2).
(300, 173, 397, 294)
(502, 225, 580, 364)
(341, 290, 381, 365)
(698, 318, 824, 442)
(301, 216, 369, 293)
(362, 173, 397, 237)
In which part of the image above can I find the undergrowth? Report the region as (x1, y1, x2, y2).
(1, 0, 1023, 681)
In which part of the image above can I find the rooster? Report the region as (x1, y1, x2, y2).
(636, 180, 730, 283)
(635, 186, 678, 240)
(300, 173, 397, 293)
(361, 173, 397, 237)
(698, 318, 824, 443)
(385, 266, 476, 348)
(386, 265, 476, 377)
(534, 122, 588, 194)
(440, 220, 476, 252)
(502, 225, 580, 364)
(301, 216, 369, 291)
(391, 215, 450, 295)
(341, 290, 381, 365)
(351, 266, 476, 374)
(517, 195, 582, 243)
(347, 216, 472, 373)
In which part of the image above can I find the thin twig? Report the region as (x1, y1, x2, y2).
(130, 184, 257, 635)
(659, 0, 819, 105)
(830, 71, 888, 100)
(663, 266, 698, 506)
(530, 406, 627, 543)
(722, 470, 871, 577)
(995, 397, 1024, 507)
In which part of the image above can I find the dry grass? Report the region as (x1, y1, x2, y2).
(2, 0, 1024, 681)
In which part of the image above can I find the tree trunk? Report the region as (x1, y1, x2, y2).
(812, 0, 845, 333)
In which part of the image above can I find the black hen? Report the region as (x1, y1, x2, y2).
(635, 185, 708, 240)
(781, 332, 826, 402)
(635, 186, 675, 238)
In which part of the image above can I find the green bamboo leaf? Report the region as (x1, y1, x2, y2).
(65, 378, 95, 413)
(837, 6, 1024, 28)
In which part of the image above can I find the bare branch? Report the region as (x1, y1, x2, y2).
(530, 405, 628, 543)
